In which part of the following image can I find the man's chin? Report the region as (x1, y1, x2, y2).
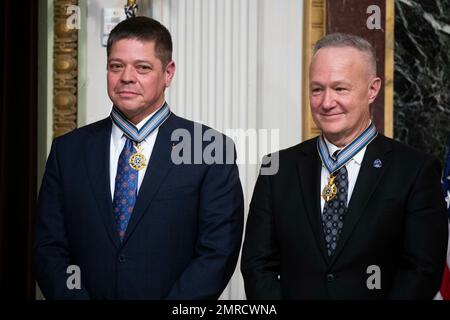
(114, 104, 141, 118)
(318, 124, 344, 136)
(114, 101, 140, 112)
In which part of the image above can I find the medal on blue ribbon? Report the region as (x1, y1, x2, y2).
(317, 123, 377, 202)
(322, 174, 338, 202)
(110, 103, 171, 171)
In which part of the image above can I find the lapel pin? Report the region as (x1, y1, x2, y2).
(373, 159, 382, 168)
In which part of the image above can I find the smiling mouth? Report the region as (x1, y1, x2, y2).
(321, 113, 344, 118)
(117, 91, 139, 96)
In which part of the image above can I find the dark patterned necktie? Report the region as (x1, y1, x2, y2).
(112, 138, 138, 241)
(322, 152, 348, 256)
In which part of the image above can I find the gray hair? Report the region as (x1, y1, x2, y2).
(313, 33, 377, 75)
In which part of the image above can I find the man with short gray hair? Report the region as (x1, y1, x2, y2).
(242, 33, 447, 299)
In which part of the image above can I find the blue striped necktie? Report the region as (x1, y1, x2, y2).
(322, 150, 348, 256)
(110, 103, 171, 241)
(112, 138, 138, 241)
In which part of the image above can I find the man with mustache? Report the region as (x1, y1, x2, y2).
(241, 33, 448, 299)
(35, 17, 244, 299)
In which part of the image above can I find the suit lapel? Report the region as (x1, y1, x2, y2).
(84, 118, 121, 248)
(121, 114, 176, 244)
(331, 135, 392, 264)
(296, 139, 330, 263)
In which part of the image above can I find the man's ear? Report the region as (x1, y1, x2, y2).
(368, 77, 381, 104)
(165, 60, 176, 88)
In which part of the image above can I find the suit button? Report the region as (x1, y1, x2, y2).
(118, 255, 126, 263)
(326, 273, 335, 282)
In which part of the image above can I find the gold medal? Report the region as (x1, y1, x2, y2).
(321, 174, 337, 202)
(128, 143, 147, 171)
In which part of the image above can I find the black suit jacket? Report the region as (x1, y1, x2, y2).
(35, 113, 244, 299)
(242, 135, 448, 299)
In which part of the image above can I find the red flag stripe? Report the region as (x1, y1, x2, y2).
(440, 262, 450, 300)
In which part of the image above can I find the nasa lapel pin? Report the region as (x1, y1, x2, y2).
(373, 158, 382, 168)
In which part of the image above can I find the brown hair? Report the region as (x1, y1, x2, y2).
(107, 16, 173, 68)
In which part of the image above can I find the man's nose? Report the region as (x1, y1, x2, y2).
(120, 65, 136, 83)
(321, 89, 336, 109)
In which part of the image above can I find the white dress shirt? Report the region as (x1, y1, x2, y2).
(110, 110, 159, 199)
(320, 136, 367, 211)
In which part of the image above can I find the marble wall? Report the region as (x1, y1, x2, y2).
(394, 0, 450, 164)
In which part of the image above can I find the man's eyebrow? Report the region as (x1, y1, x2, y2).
(134, 60, 152, 65)
(107, 58, 123, 63)
(310, 80, 352, 86)
(331, 80, 352, 86)
(107, 58, 153, 65)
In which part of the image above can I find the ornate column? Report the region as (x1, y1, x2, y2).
(53, 0, 78, 138)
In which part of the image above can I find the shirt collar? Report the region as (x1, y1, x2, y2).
(323, 135, 366, 166)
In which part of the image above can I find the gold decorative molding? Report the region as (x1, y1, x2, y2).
(53, 0, 78, 138)
(384, 0, 395, 138)
(302, 0, 326, 141)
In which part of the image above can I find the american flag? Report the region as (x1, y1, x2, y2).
(436, 145, 450, 300)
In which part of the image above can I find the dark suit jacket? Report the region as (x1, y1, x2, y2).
(35, 113, 244, 299)
(241, 135, 448, 299)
